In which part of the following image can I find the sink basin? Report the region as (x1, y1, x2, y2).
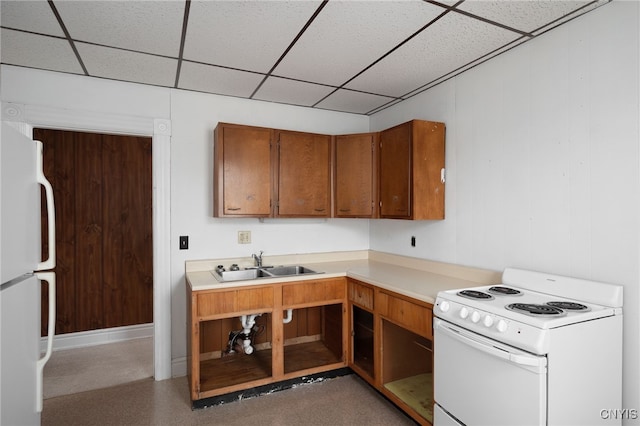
(212, 265, 322, 282)
(213, 268, 273, 282)
(267, 265, 320, 276)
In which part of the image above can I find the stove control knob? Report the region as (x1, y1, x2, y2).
(439, 301, 450, 313)
(483, 315, 494, 327)
(496, 319, 508, 333)
(459, 307, 469, 319)
(470, 311, 481, 323)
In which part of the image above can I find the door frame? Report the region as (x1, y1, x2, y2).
(1, 102, 172, 380)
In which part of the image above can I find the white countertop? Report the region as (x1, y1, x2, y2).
(186, 251, 501, 305)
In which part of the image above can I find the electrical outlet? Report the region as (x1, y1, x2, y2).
(179, 236, 189, 250)
(238, 231, 251, 244)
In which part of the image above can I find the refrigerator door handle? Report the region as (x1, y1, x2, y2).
(35, 141, 55, 271)
(35, 272, 55, 413)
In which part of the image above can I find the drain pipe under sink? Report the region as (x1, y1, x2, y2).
(240, 314, 261, 354)
(283, 309, 293, 324)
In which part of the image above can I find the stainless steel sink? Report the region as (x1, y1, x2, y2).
(213, 268, 273, 282)
(267, 265, 319, 276)
(212, 265, 322, 282)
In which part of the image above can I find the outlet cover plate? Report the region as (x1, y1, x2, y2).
(238, 231, 251, 244)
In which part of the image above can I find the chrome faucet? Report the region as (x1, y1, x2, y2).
(252, 251, 264, 267)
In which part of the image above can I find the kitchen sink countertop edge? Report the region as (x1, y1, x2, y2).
(186, 250, 501, 305)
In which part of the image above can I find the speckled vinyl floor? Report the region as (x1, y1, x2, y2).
(42, 374, 417, 426)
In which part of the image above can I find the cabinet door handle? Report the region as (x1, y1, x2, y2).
(314, 208, 326, 212)
(227, 207, 241, 211)
(339, 208, 351, 212)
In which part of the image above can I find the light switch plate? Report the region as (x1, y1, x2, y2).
(238, 230, 251, 244)
(179, 235, 189, 250)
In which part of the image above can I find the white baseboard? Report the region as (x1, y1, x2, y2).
(41, 323, 154, 352)
(172, 356, 187, 378)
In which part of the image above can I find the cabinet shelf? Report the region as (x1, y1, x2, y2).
(284, 340, 343, 374)
(200, 348, 272, 393)
(384, 373, 433, 422)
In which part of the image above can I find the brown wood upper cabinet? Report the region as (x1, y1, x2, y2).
(334, 133, 379, 218)
(275, 130, 331, 217)
(214, 120, 445, 220)
(379, 120, 445, 220)
(214, 123, 273, 217)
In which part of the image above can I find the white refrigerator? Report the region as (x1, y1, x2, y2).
(0, 122, 56, 425)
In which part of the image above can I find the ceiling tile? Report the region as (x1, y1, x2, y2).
(315, 89, 395, 115)
(76, 42, 178, 87)
(253, 76, 336, 107)
(54, 1, 184, 57)
(0, 0, 64, 37)
(178, 61, 264, 98)
(183, 0, 323, 73)
(1, 29, 83, 74)
(455, 0, 599, 33)
(345, 11, 520, 97)
(403, 36, 528, 98)
(272, 0, 447, 86)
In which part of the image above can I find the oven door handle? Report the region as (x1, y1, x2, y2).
(435, 319, 547, 369)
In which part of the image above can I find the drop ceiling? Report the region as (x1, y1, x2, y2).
(1, 0, 611, 115)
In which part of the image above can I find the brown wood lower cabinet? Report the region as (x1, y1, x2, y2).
(187, 278, 348, 401)
(348, 278, 434, 426)
(187, 276, 433, 425)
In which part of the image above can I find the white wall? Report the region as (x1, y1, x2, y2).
(371, 1, 640, 416)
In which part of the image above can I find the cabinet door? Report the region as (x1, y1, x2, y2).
(334, 133, 378, 218)
(412, 120, 446, 220)
(214, 123, 273, 217)
(379, 122, 411, 219)
(276, 130, 331, 217)
(379, 120, 445, 220)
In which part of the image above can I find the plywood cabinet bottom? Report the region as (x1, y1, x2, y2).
(200, 349, 272, 394)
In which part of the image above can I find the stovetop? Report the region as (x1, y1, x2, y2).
(437, 284, 615, 329)
(433, 268, 623, 354)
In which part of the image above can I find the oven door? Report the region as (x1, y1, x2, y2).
(434, 318, 547, 426)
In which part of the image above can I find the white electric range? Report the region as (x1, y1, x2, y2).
(433, 268, 623, 426)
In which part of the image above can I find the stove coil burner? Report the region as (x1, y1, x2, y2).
(506, 303, 566, 317)
(457, 289, 494, 300)
(546, 301, 590, 311)
(488, 286, 522, 296)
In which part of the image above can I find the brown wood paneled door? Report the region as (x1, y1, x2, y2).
(36, 128, 153, 335)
